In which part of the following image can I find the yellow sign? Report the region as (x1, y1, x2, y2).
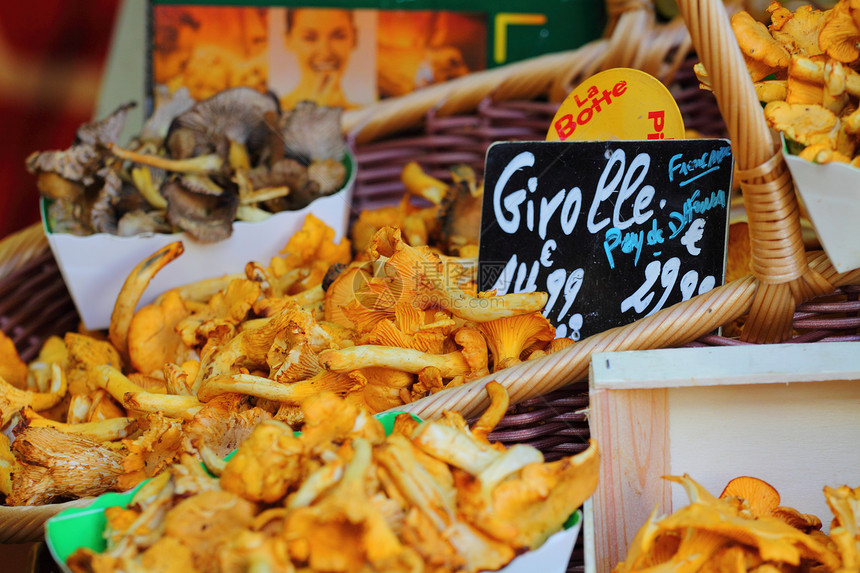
(547, 68, 685, 142)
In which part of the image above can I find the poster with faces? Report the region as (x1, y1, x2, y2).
(149, 5, 488, 113)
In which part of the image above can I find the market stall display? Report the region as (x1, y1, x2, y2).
(0, 206, 575, 509)
(0, 0, 859, 571)
(28, 88, 355, 330)
(54, 384, 599, 573)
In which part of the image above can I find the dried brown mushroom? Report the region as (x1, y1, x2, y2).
(161, 179, 239, 242)
(166, 87, 278, 160)
(8, 427, 125, 505)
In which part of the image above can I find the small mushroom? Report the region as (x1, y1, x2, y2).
(401, 161, 449, 205)
(117, 209, 172, 236)
(110, 241, 184, 360)
(0, 330, 28, 389)
(162, 179, 239, 242)
(319, 345, 470, 378)
(16, 407, 136, 442)
(307, 158, 346, 196)
(8, 427, 125, 505)
(75, 102, 136, 147)
(167, 86, 279, 161)
(220, 421, 304, 503)
(196, 370, 359, 404)
(453, 327, 490, 380)
(127, 290, 196, 375)
(476, 312, 556, 371)
(731, 10, 790, 72)
(384, 239, 549, 322)
(819, 2, 860, 63)
(0, 365, 66, 427)
(123, 391, 204, 420)
(88, 167, 124, 234)
(768, 5, 827, 57)
(323, 264, 377, 330)
(764, 101, 840, 147)
(139, 86, 195, 145)
(280, 101, 345, 163)
(436, 165, 484, 254)
(719, 476, 781, 518)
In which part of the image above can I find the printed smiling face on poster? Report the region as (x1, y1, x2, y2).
(478, 68, 734, 340)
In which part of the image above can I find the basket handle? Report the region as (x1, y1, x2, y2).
(0, 223, 48, 280)
(394, 275, 759, 420)
(675, 0, 833, 342)
(391, 253, 860, 420)
(344, 2, 690, 144)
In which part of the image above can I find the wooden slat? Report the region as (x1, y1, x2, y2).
(589, 384, 670, 573)
(588, 343, 860, 573)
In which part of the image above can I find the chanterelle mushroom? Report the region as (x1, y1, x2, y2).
(477, 312, 556, 371)
(8, 426, 125, 505)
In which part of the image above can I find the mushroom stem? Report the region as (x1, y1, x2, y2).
(123, 391, 204, 420)
(0, 366, 66, 426)
(156, 272, 245, 305)
(197, 372, 358, 403)
(110, 242, 184, 359)
(401, 161, 448, 205)
(320, 346, 469, 378)
(19, 410, 137, 442)
(131, 167, 167, 209)
(108, 143, 223, 173)
(471, 381, 509, 440)
(292, 285, 324, 307)
(93, 365, 146, 404)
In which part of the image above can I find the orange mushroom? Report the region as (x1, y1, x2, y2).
(769, 5, 827, 57)
(0, 331, 27, 389)
(819, 2, 860, 63)
(477, 312, 556, 371)
(720, 476, 782, 518)
(128, 290, 196, 376)
(732, 11, 790, 80)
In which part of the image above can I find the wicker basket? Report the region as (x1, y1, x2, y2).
(1, 1, 859, 568)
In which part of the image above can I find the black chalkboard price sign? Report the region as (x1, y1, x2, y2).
(478, 139, 733, 340)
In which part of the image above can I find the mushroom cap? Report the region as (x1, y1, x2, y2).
(88, 168, 124, 235)
(127, 290, 194, 375)
(140, 86, 195, 144)
(819, 3, 860, 63)
(325, 265, 374, 329)
(720, 476, 781, 518)
(280, 101, 346, 163)
(76, 102, 136, 147)
(764, 101, 840, 147)
(167, 86, 279, 159)
(476, 312, 556, 371)
(770, 5, 827, 57)
(162, 179, 239, 242)
(731, 10, 791, 68)
(0, 331, 27, 388)
(25, 144, 102, 184)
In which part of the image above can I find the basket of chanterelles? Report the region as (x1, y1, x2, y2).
(0, 2, 708, 553)
(2, 0, 860, 569)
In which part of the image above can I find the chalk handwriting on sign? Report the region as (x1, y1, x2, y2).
(478, 140, 732, 340)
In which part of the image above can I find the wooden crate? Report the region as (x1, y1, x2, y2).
(587, 342, 860, 573)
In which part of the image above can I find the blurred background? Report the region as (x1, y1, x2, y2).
(0, 0, 120, 241)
